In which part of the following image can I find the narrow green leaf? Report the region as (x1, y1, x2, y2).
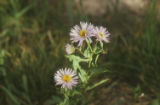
(86, 78, 109, 91)
(22, 75, 28, 93)
(95, 54, 100, 65)
(44, 95, 62, 105)
(16, 4, 33, 18)
(78, 73, 86, 83)
(1, 86, 20, 105)
(90, 68, 109, 77)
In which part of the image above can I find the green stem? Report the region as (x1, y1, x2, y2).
(86, 39, 93, 52)
(88, 53, 93, 68)
(93, 41, 98, 52)
(61, 90, 70, 105)
(63, 95, 69, 105)
(86, 39, 94, 68)
(78, 48, 84, 56)
(95, 54, 100, 65)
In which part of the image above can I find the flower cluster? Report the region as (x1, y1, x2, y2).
(70, 22, 110, 46)
(54, 22, 110, 90)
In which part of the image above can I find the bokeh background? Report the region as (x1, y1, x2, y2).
(0, 0, 160, 105)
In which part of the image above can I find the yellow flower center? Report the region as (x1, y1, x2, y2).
(98, 33, 103, 39)
(79, 30, 86, 37)
(62, 75, 71, 82)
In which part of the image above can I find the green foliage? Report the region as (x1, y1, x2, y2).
(133, 85, 142, 101)
(106, 0, 160, 94)
(0, 0, 160, 104)
(148, 98, 160, 105)
(1, 86, 21, 105)
(86, 78, 109, 91)
(0, 0, 69, 104)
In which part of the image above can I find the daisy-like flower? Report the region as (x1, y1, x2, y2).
(70, 22, 95, 46)
(65, 44, 75, 54)
(54, 68, 78, 90)
(94, 26, 110, 43)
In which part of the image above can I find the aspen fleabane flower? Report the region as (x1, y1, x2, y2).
(70, 22, 95, 46)
(65, 44, 75, 54)
(54, 68, 78, 90)
(94, 26, 110, 43)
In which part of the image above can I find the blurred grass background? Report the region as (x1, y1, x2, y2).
(0, 0, 160, 105)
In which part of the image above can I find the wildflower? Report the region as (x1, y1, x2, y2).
(65, 44, 75, 54)
(54, 68, 78, 90)
(94, 26, 110, 43)
(70, 22, 95, 46)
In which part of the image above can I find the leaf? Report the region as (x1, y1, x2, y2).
(86, 78, 109, 91)
(66, 55, 88, 62)
(44, 95, 62, 105)
(21, 92, 32, 105)
(22, 75, 28, 93)
(66, 55, 89, 71)
(78, 68, 88, 83)
(78, 72, 86, 83)
(1, 86, 20, 105)
(90, 68, 110, 77)
(0, 29, 8, 37)
(73, 61, 80, 71)
(148, 99, 160, 105)
(84, 47, 91, 58)
(94, 46, 103, 54)
(95, 54, 100, 65)
(66, 55, 89, 83)
(71, 90, 81, 96)
(0, 50, 5, 65)
(15, 4, 33, 18)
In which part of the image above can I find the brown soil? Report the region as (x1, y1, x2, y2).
(90, 82, 150, 105)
